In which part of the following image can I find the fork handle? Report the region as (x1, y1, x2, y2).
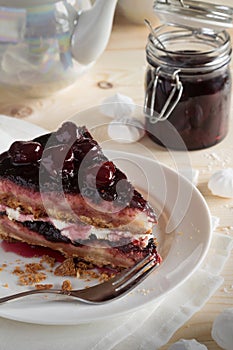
(0, 289, 65, 304)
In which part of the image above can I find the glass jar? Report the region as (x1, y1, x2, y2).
(144, 1, 232, 150)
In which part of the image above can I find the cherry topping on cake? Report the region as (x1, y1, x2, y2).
(84, 161, 116, 190)
(96, 161, 116, 187)
(55, 122, 78, 144)
(72, 139, 100, 162)
(8, 141, 43, 165)
(41, 145, 74, 176)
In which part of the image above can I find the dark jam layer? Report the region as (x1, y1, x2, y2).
(19, 217, 158, 257)
(0, 122, 154, 217)
(145, 55, 232, 150)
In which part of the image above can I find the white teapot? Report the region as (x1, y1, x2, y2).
(0, 0, 118, 96)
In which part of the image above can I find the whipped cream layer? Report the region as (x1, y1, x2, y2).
(0, 205, 153, 248)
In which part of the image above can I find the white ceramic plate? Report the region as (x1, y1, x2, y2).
(0, 115, 212, 325)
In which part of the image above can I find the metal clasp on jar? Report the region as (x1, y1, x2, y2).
(144, 68, 183, 123)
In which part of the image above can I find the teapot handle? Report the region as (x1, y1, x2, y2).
(71, 0, 118, 65)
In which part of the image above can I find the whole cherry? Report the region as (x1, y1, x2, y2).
(41, 144, 74, 176)
(55, 122, 78, 144)
(72, 138, 100, 162)
(9, 141, 43, 165)
(96, 161, 116, 187)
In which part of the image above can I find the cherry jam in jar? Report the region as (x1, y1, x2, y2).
(144, 25, 232, 150)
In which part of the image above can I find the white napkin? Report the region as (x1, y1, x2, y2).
(0, 228, 232, 350)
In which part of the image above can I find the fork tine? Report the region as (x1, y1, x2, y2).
(112, 253, 153, 287)
(115, 259, 159, 292)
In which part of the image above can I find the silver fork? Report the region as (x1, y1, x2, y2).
(0, 254, 159, 304)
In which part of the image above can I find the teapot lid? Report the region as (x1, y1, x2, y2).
(154, 0, 233, 31)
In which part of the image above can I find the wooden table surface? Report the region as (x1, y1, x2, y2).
(0, 11, 233, 350)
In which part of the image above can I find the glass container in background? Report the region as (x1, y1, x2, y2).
(144, 0, 233, 150)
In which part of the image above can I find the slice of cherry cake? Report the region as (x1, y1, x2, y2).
(0, 122, 161, 269)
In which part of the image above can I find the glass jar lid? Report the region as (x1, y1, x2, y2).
(154, 0, 233, 31)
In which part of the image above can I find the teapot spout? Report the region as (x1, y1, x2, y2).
(71, 0, 118, 65)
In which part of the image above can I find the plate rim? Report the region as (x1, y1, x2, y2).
(0, 114, 48, 135)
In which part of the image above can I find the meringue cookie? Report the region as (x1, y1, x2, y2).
(108, 116, 145, 143)
(100, 93, 135, 119)
(208, 168, 233, 198)
(211, 308, 233, 350)
(168, 339, 208, 350)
